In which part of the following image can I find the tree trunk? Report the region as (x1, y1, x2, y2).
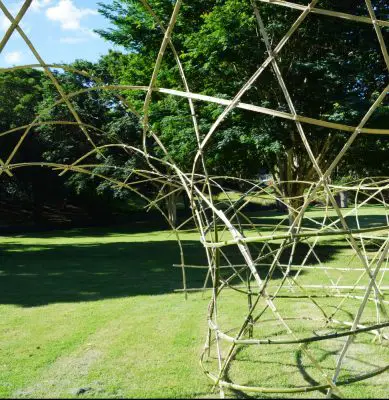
(285, 183, 306, 228)
(182, 191, 190, 213)
(270, 131, 331, 227)
(335, 191, 349, 208)
(165, 189, 178, 227)
(276, 198, 287, 212)
(272, 148, 307, 227)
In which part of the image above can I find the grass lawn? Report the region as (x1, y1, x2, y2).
(0, 207, 388, 398)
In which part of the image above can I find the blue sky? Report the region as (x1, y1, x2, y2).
(0, 0, 122, 67)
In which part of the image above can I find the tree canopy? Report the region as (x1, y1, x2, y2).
(96, 0, 389, 203)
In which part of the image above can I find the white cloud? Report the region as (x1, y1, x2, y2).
(1, 14, 11, 31)
(46, 0, 97, 31)
(1, 5, 31, 32)
(31, 0, 53, 12)
(4, 50, 23, 64)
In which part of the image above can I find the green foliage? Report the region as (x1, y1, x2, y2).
(0, 69, 48, 208)
(96, 0, 389, 188)
(0, 62, 145, 216)
(1, 1, 388, 219)
(0, 69, 43, 130)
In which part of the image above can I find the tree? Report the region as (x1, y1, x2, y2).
(0, 68, 49, 221)
(36, 60, 148, 217)
(0, 62, 146, 221)
(96, 0, 389, 223)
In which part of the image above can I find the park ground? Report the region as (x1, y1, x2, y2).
(0, 207, 389, 398)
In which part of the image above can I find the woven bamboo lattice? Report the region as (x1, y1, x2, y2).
(1, 0, 389, 398)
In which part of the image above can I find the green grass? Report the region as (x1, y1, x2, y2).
(213, 190, 276, 207)
(0, 207, 388, 398)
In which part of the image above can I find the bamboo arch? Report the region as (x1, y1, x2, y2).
(0, 0, 388, 397)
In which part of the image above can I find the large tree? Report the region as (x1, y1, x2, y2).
(35, 60, 149, 216)
(96, 0, 389, 219)
(0, 62, 145, 221)
(0, 68, 49, 221)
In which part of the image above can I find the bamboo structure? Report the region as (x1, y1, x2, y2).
(1, 0, 389, 398)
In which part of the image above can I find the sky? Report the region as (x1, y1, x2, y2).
(0, 0, 122, 67)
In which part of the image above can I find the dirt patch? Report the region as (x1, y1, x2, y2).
(13, 349, 103, 398)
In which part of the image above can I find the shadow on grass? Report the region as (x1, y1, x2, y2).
(295, 348, 341, 398)
(0, 213, 180, 237)
(0, 240, 309, 308)
(0, 210, 350, 308)
(0, 239, 208, 307)
(0, 238, 342, 308)
(221, 345, 340, 398)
